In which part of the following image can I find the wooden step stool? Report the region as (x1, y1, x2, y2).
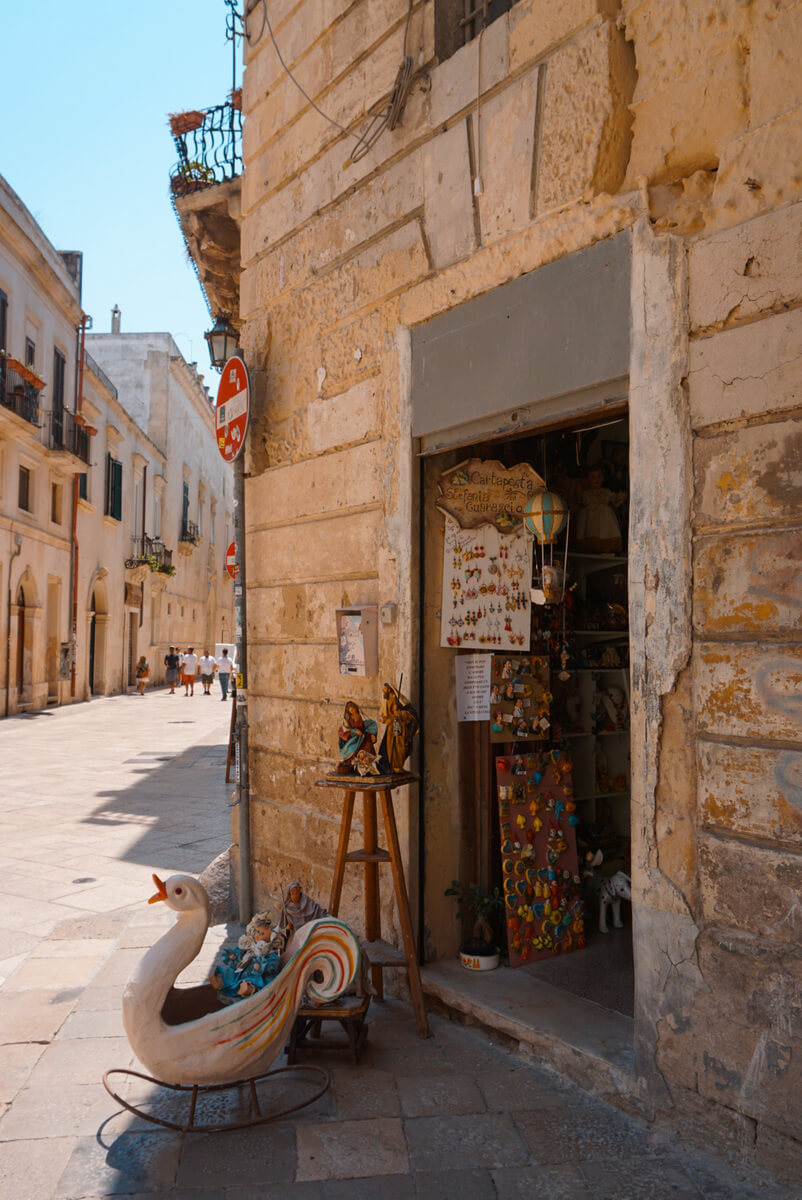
(317, 772, 430, 1038)
(286, 994, 370, 1065)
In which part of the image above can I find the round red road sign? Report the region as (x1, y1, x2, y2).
(215, 356, 249, 463)
(225, 541, 239, 580)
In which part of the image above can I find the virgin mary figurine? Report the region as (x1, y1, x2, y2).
(336, 700, 379, 774)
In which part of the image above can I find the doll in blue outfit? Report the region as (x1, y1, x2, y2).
(210, 911, 285, 1005)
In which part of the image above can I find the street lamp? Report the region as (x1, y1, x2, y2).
(204, 313, 239, 370)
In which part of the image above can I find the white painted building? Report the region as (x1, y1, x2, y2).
(86, 327, 235, 684)
(0, 173, 234, 714)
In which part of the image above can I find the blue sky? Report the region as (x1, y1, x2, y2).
(3, 0, 238, 371)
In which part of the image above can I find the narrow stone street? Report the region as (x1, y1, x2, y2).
(0, 695, 786, 1199)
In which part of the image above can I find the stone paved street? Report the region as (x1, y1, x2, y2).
(0, 695, 787, 1199)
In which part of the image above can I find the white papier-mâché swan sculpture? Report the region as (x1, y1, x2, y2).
(122, 874, 360, 1086)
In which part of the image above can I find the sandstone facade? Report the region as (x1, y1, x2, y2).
(185, 0, 802, 1180)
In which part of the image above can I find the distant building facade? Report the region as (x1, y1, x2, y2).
(0, 174, 234, 713)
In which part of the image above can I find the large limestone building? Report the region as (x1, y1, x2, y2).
(1, 174, 234, 712)
(174, 0, 802, 1181)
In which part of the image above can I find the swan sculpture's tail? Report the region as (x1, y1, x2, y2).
(289, 917, 361, 1005)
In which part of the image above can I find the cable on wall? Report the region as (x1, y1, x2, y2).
(247, 0, 419, 165)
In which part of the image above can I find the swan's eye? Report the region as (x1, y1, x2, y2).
(175, 887, 183, 896)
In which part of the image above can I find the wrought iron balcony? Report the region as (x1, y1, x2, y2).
(42, 409, 91, 465)
(169, 100, 242, 198)
(1, 355, 41, 426)
(180, 519, 200, 546)
(125, 535, 174, 572)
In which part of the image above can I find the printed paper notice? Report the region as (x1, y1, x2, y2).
(456, 654, 492, 722)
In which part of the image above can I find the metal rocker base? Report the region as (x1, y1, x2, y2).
(103, 1064, 331, 1133)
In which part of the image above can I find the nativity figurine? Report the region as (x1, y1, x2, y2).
(283, 882, 329, 932)
(337, 700, 379, 775)
(377, 681, 419, 774)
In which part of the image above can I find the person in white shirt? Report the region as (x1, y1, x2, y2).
(217, 647, 234, 701)
(198, 650, 216, 695)
(183, 647, 199, 696)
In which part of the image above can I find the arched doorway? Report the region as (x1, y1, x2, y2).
(89, 590, 97, 693)
(15, 585, 25, 694)
(86, 573, 109, 696)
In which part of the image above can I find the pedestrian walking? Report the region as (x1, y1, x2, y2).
(199, 650, 216, 695)
(164, 645, 180, 694)
(183, 647, 198, 696)
(135, 656, 150, 696)
(217, 647, 234, 700)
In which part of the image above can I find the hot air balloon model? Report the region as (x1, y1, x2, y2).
(523, 490, 570, 605)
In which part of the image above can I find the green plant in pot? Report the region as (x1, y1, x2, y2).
(445, 881, 503, 971)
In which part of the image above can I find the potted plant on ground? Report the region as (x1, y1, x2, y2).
(445, 881, 503, 971)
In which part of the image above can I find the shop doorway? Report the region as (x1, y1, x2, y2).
(421, 407, 633, 1018)
(127, 612, 137, 688)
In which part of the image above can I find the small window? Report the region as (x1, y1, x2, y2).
(51, 482, 63, 524)
(435, 0, 518, 62)
(19, 465, 31, 511)
(53, 347, 66, 411)
(78, 472, 88, 501)
(154, 497, 161, 539)
(168, 603, 172, 616)
(104, 453, 123, 520)
(25, 337, 36, 368)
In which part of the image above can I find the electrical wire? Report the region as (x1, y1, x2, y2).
(247, 0, 418, 165)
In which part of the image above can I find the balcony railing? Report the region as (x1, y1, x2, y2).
(125, 535, 174, 572)
(180, 519, 200, 546)
(1, 358, 41, 426)
(42, 409, 91, 465)
(169, 101, 242, 198)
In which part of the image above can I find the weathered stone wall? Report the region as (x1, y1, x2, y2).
(236, 0, 802, 1172)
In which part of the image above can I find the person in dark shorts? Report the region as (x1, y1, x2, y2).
(164, 646, 180, 694)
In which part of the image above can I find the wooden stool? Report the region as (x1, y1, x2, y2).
(286, 995, 370, 1065)
(317, 772, 430, 1038)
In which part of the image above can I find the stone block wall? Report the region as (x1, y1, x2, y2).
(232, 0, 802, 1172)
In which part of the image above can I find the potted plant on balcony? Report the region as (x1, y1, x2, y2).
(169, 110, 205, 136)
(445, 881, 503, 971)
(170, 161, 215, 196)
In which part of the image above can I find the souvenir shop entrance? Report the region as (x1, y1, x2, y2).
(420, 402, 634, 1019)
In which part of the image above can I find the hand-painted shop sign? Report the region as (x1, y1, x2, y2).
(215, 356, 249, 463)
(437, 458, 545, 531)
(225, 541, 239, 580)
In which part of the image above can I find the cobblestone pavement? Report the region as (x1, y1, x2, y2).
(0, 695, 788, 1199)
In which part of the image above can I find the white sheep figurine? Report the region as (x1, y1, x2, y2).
(598, 871, 631, 933)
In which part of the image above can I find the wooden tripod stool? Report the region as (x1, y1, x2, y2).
(316, 772, 430, 1038)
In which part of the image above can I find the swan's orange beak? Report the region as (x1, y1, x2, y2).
(148, 874, 168, 904)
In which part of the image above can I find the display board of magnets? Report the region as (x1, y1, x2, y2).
(496, 749, 585, 966)
(490, 653, 551, 744)
(440, 518, 533, 650)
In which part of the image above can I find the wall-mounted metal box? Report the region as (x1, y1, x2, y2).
(336, 606, 379, 677)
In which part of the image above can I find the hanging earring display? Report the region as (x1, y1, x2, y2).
(440, 518, 533, 649)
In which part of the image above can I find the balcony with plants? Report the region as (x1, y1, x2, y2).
(167, 95, 242, 325)
(126, 534, 176, 576)
(1, 351, 43, 428)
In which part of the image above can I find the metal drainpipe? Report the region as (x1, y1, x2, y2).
(233, 446, 251, 922)
(70, 316, 88, 698)
(140, 464, 147, 630)
(5, 533, 23, 716)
